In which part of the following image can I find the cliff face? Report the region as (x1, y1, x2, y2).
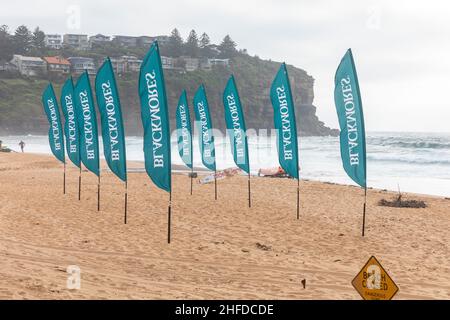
(164, 55, 337, 136)
(0, 55, 338, 136)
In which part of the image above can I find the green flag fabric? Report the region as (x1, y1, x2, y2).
(60, 78, 80, 168)
(95, 58, 127, 182)
(270, 63, 299, 179)
(42, 83, 65, 163)
(138, 41, 171, 192)
(334, 49, 367, 188)
(74, 71, 100, 176)
(193, 84, 216, 172)
(223, 75, 249, 174)
(176, 90, 193, 169)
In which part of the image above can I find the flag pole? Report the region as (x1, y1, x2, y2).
(248, 172, 251, 208)
(63, 162, 66, 194)
(97, 175, 101, 211)
(168, 191, 172, 244)
(124, 181, 128, 224)
(78, 166, 82, 201)
(362, 187, 367, 236)
(190, 167, 193, 195)
(214, 170, 217, 200)
(296, 178, 300, 220)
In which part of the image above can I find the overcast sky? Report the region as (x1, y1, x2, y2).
(2, 0, 450, 132)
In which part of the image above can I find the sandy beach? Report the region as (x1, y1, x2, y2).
(0, 152, 449, 299)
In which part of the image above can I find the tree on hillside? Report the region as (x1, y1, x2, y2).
(199, 32, 210, 48)
(0, 25, 14, 61)
(218, 35, 237, 59)
(199, 32, 212, 58)
(31, 27, 46, 54)
(184, 29, 199, 57)
(13, 25, 32, 55)
(167, 28, 184, 57)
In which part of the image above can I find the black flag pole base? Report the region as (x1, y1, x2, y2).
(78, 167, 82, 201)
(362, 187, 367, 237)
(248, 173, 251, 208)
(214, 170, 218, 200)
(168, 203, 172, 244)
(296, 179, 300, 220)
(97, 176, 101, 212)
(63, 162, 66, 195)
(190, 168, 193, 196)
(362, 203, 366, 237)
(167, 192, 172, 244)
(124, 182, 128, 225)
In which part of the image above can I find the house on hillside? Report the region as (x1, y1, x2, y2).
(200, 59, 211, 71)
(43, 56, 71, 75)
(110, 57, 127, 75)
(208, 58, 230, 67)
(10, 55, 47, 77)
(161, 56, 174, 70)
(113, 36, 138, 47)
(67, 57, 96, 75)
(63, 34, 90, 50)
(122, 55, 142, 73)
(0, 61, 18, 73)
(108, 55, 143, 74)
(89, 34, 111, 47)
(137, 36, 154, 48)
(182, 57, 199, 72)
(45, 34, 63, 50)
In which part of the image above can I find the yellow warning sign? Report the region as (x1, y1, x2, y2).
(352, 256, 399, 300)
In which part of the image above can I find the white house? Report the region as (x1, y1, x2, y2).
(208, 58, 230, 67)
(63, 34, 90, 50)
(45, 34, 63, 50)
(0, 61, 18, 74)
(161, 56, 174, 70)
(10, 55, 47, 76)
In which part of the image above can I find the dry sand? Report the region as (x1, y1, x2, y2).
(0, 153, 449, 299)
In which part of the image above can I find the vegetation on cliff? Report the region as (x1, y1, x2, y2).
(0, 25, 337, 136)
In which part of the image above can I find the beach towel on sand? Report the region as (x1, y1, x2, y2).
(258, 166, 286, 177)
(199, 168, 242, 184)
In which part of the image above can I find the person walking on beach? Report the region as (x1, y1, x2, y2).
(19, 140, 25, 153)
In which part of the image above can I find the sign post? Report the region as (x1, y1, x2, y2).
(352, 256, 399, 300)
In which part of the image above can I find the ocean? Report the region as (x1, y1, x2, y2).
(2, 132, 450, 197)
